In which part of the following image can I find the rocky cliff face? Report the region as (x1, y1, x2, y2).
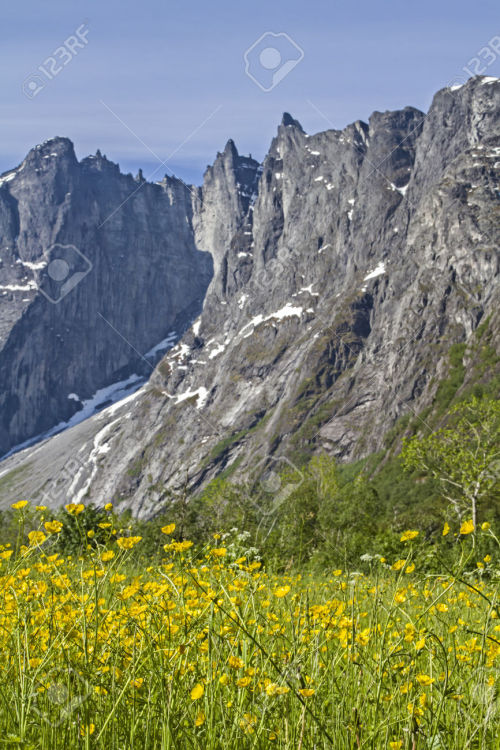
(0, 76, 498, 515)
(0, 139, 212, 456)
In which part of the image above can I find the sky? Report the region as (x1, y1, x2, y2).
(1, 0, 500, 184)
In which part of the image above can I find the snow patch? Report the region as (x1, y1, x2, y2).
(208, 343, 226, 359)
(145, 331, 178, 358)
(239, 304, 303, 337)
(17, 259, 47, 270)
(175, 387, 208, 409)
(363, 262, 386, 281)
(295, 284, 319, 297)
(0, 282, 37, 292)
(0, 374, 145, 462)
(0, 172, 16, 187)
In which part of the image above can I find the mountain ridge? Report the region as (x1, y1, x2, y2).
(0, 76, 498, 516)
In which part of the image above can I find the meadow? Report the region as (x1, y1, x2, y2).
(0, 502, 498, 749)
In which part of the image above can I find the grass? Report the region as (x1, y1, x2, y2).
(0, 505, 499, 748)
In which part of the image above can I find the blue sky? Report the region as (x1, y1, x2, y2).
(2, 0, 499, 184)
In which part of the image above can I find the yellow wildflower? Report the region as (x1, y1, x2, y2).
(274, 585, 291, 598)
(161, 523, 176, 535)
(460, 519, 474, 535)
(28, 530, 46, 546)
(239, 713, 257, 734)
(65, 503, 84, 515)
(400, 530, 419, 542)
(116, 536, 142, 550)
(44, 520, 62, 533)
(391, 559, 406, 571)
(416, 674, 435, 686)
(228, 655, 244, 669)
(190, 683, 204, 700)
(211, 547, 227, 557)
(11, 501, 28, 510)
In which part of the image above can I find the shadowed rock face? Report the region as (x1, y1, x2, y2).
(0, 139, 213, 456)
(0, 77, 498, 516)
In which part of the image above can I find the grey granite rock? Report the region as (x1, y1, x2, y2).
(0, 139, 212, 455)
(0, 77, 498, 516)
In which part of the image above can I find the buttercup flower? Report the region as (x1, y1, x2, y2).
(116, 536, 142, 550)
(190, 683, 204, 700)
(274, 585, 291, 598)
(400, 530, 419, 542)
(460, 520, 474, 535)
(65, 503, 85, 515)
(161, 523, 176, 535)
(28, 530, 46, 546)
(44, 520, 63, 533)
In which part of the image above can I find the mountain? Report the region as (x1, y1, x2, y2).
(0, 139, 213, 456)
(0, 76, 498, 516)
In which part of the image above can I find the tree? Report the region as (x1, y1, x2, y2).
(401, 397, 500, 529)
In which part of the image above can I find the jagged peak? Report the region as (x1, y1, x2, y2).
(27, 136, 77, 162)
(280, 112, 304, 131)
(223, 138, 238, 154)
